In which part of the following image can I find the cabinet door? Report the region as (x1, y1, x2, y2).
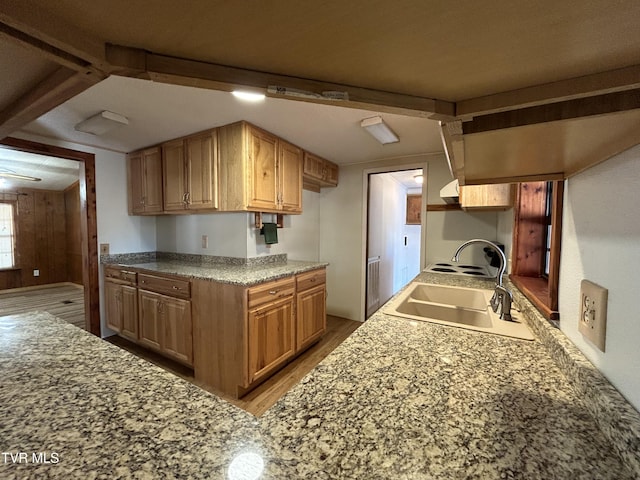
(278, 140, 303, 213)
(186, 131, 218, 210)
(296, 283, 327, 351)
(128, 152, 145, 214)
(142, 148, 163, 213)
(162, 296, 193, 366)
(138, 290, 162, 352)
(120, 285, 139, 341)
(248, 296, 295, 384)
(104, 280, 122, 332)
(162, 139, 187, 211)
(247, 126, 278, 210)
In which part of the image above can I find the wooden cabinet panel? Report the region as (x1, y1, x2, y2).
(104, 280, 122, 332)
(303, 152, 339, 191)
(296, 284, 326, 351)
(162, 139, 187, 211)
(248, 276, 295, 309)
(162, 296, 193, 366)
(460, 183, 514, 210)
(138, 273, 190, 299)
(120, 285, 139, 341)
(185, 131, 217, 210)
(279, 140, 303, 213)
(296, 268, 326, 292)
(138, 290, 162, 352)
(248, 295, 295, 384)
(247, 125, 279, 210)
(128, 147, 163, 214)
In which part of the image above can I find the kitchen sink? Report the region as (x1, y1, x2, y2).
(384, 282, 534, 340)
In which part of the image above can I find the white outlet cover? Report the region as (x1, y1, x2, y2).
(578, 279, 608, 351)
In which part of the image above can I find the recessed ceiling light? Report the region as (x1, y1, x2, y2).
(232, 90, 266, 102)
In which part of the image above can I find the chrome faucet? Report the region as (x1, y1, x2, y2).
(451, 239, 513, 321)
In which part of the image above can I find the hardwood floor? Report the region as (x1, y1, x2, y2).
(107, 314, 361, 416)
(0, 283, 85, 329)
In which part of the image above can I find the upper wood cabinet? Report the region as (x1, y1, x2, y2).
(459, 183, 514, 210)
(303, 152, 339, 191)
(218, 122, 302, 213)
(162, 130, 218, 212)
(127, 147, 163, 215)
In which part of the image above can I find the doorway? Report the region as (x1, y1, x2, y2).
(365, 168, 424, 318)
(0, 137, 100, 336)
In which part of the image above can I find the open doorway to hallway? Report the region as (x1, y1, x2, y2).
(365, 168, 424, 318)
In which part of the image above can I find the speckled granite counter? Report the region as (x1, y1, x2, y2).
(109, 259, 328, 286)
(2, 272, 638, 479)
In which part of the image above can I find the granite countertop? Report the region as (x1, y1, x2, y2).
(1, 272, 638, 479)
(109, 260, 328, 286)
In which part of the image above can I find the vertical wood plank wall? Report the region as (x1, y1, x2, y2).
(0, 186, 81, 289)
(64, 182, 83, 285)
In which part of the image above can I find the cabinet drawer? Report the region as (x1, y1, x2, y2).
(138, 273, 191, 299)
(248, 276, 295, 309)
(296, 268, 326, 292)
(104, 266, 137, 285)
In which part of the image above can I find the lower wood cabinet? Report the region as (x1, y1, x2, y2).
(138, 289, 193, 366)
(192, 267, 327, 398)
(104, 266, 193, 367)
(104, 268, 138, 342)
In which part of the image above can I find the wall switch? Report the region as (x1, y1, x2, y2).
(201, 235, 208, 249)
(33, 269, 40, 277)
(578, 279, 608, 351)
(100, 243, 110, 255)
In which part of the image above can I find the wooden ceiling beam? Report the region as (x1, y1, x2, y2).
(0, 66, 104, 140)
(106, 44, 455, 120)
(457, 64, 640, 119)
(0, 1, 108, 71)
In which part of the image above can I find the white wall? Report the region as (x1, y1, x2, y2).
(559, 145, 640, 411)
(497, 209, 515, 273)
(155, 189, 321, 261)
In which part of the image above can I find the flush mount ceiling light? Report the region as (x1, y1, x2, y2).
(0, 169, 41, 182)
(414, 174, 424, 184)
(74, 110, 129, 135)
(232, 90, 266, 102)
(360, 116, 399, 145)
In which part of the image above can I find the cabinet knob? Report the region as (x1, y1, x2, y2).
(269, 290, 278, 295)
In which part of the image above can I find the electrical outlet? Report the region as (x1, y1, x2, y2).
(100, 243, 110, 255)
(202, 235, 208, 249)
(578, 279, 608, 351)
(33, 269, 40, 277)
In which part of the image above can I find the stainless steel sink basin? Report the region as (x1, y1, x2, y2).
(384, 282, 534, 340)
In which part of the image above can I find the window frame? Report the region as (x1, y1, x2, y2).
(510, 181, 563, 321)
(0, 199, 18, 270)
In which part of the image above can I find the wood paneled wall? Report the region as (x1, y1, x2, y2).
(64, 182, 83, 285)
(0, 187, 81, 290)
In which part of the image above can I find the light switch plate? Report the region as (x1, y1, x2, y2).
(578, 279, 608, 351)
(100, 243, 110, 255)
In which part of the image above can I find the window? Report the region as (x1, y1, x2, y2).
(0, 201, 16, 269)
(511, 181, 563, 321)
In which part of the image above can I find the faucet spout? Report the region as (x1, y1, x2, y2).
(451, 239, 513, 321)
(451, 238, 506, 287)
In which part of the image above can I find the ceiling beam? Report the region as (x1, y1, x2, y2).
(462, 88, 640, 135)
(0, 1, 108, 71)
(0, 66, 104, 140)
(106, 44, 456, 120)
(457, 64, 640, 119)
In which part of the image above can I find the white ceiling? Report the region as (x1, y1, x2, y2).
(20, 76, 444, 165)
(0, 147, 79, 191)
